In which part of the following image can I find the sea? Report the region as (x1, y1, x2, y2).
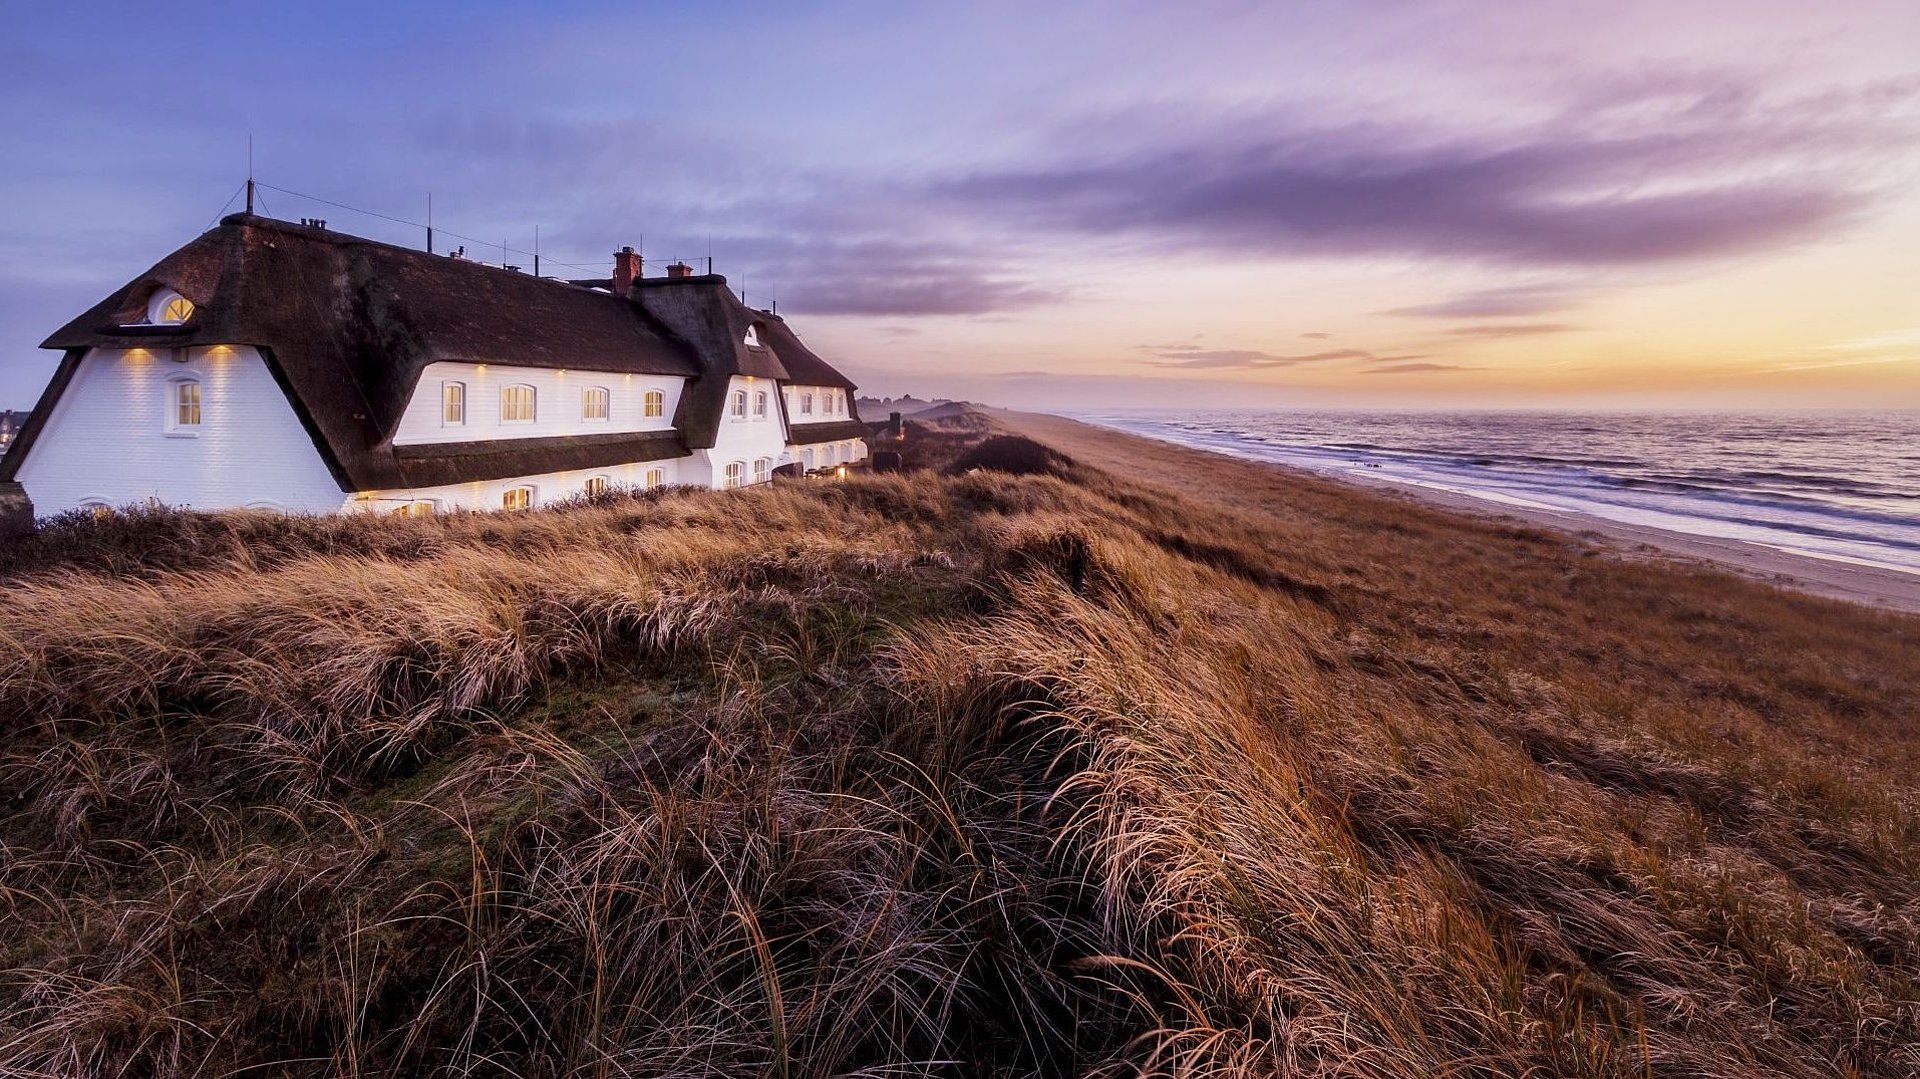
(1074, 410, 1920, 576)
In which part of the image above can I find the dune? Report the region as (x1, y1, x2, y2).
(0, 409, 1915, 1077)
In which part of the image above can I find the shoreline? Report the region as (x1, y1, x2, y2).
(997, 408, 1920, 615)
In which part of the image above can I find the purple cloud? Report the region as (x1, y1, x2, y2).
(1143, 345, 1374, 369)
(1443, 323, 1580, 338)
(1363, 362, 1477, 375)
(940, 79, 1909, 270)
(1387, 284, 1582, 318)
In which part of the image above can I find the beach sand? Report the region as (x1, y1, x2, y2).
(998, 408, 1920, 615)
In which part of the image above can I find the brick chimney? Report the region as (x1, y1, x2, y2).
(612, 246, 642, 292)
(666, 261, 694, 279)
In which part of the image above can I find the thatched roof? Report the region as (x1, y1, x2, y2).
(6, 213, 863, 491)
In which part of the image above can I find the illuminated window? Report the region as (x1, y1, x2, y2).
(502, 486, 534, 511)
(442, 381, 466, 425)
(800, 393, 813, 416)
(394, 500, 437, 517)
(501, 384, 536, 423)
(80, 499, 112, 520)
(584, 475, 610, 497)
(744, 323, 762, 347)
(644, 390, 665, 418)
(753, 457, 771, 484)
(753, 391, 768, 419)
(730, 391, 747, 418)
(583, 386, 610, 421)
(723, 461, 745, 489)
(644, 467, 665, 488)
(167, 378, 201, 432)
(148, 290, 195, 325)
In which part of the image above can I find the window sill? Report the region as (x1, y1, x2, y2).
(164, 429, 202, 439)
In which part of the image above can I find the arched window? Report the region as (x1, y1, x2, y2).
(502, 486, 535, 511)
(800, 393, 813, 416)
(723, 461, 746, 489)
(79, 498, 112, 520)
(584, 475, 610, 497)
(167, 377, 201, 433)
(730, 390, 747, 418)
(644, 467, 665, 489)
(442, 381, 466, 425)
(582, 386, 610, 421)
(744, 323, 762, 347)
(803, 448, 816, 471)
(752, 457, 771, 484)
(643, 390, 665, 418)
(824, 444, 838, 466)
(501, 384, 536, 423)
(149, 289, 195, 325)
(753, 391, 768, 419)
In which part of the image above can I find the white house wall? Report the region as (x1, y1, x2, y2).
(393, 362, 687, 445)
(698, 374, 793, 487)
(350, 456, 686, 514)
(780, 384, 851, 423)
(14, 345, 346, 514)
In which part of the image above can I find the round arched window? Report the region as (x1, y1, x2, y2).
(149, 290, 195, 324)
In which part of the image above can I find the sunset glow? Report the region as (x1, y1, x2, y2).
(2, 1, 1916, 409)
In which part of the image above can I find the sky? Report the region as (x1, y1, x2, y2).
(2, 0, 1917, 411)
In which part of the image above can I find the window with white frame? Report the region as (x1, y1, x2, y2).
(442, 381, 466, 425)
(644, 390, 665, 418)
(394, 500, 437, 517)
(800, 392, 813, 416)
(502, 486, 535, 511)
(584, 475, 610, 497)
(825, 444, 838, 466)
(753, 391, 768, 419)
(730, 390, 747, 418)
(723, 461, 745, 489)
(148, 289, 195, 325)
(753, 457, 771, 484)
(744, 323, 762, 347)
(644, 467, 665, 488)
(803, 448, 816, 471)
(501, 384, 537, 423)
(167, 377, 202, 433)
(582, 386, 610, 421)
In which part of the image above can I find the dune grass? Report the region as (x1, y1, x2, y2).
(1, 418, 1916, 1077)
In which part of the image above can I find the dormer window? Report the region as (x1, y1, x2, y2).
(800, 393, 813, 416)
(644, 390, 665, 418)
(744, 323, 762, 348)
(148, 289, 195, 325)
(730, 390, 747, 418)
(753, 391, 768, 419)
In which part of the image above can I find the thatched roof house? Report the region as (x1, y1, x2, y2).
(1, 213, 868, 515)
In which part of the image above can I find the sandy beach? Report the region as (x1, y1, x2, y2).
(999, 409, 1920, 615)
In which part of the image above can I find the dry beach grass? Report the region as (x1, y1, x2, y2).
(1, 412, 1916, 1077)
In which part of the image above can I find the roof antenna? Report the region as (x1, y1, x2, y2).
(533, 225, 541, 277)
(245, 135, 254, 214)
(771, 283, 777, 316)
(426, 191, 434, 254)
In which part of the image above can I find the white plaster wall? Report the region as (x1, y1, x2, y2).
(14, 346, 346, 514)
(697, 375, 793, 487)
(392, 362, 687, 445)
(791, 439, 868, 472)
(351, 455, 687, 514)
(779, 384, 850, 423)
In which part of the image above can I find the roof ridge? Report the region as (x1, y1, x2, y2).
(216, 213, 610, 295)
